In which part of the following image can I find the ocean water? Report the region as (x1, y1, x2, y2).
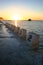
(17, 20, 43, 49)
(6, 20, 43, 49)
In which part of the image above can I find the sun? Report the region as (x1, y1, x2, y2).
(13, 15, 21, 20)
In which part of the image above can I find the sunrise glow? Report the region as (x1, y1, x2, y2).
(0, 0, 43, 20)
(12, 15, 21, 20)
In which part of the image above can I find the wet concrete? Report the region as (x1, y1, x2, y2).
(0, 22, 43, 65)
(0, 22, 22, 65)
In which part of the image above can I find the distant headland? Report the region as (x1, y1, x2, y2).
(28, 19, 32, 21)
(0, 17, 4, 20)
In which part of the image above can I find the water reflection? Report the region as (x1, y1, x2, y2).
(15, 20, 17, 27)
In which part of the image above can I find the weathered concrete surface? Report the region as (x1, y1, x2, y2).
(0, 22, 43, 65)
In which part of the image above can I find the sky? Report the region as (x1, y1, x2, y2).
(0, 0, 43, 20)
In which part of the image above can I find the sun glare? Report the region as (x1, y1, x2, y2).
(13, 15, 20, 20)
